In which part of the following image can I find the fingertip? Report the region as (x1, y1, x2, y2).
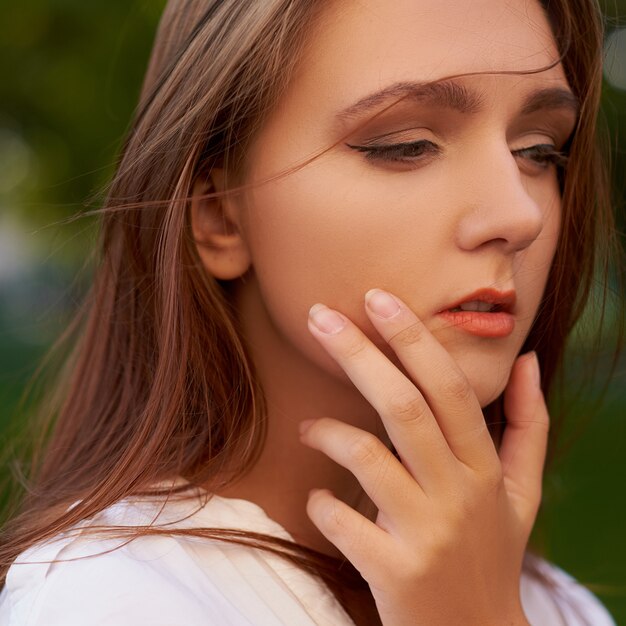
(522, 351, 540, 389)
(531, 351, 541, 388)
(512, 351, 540, 388)
(310, 488, 337, 515)
(305, 488, 334, 521)
(308, 487, 333, 500)
(505, 352, 540, 411)
(299, 418, 316, 437)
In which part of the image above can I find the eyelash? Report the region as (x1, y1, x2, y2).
(346, 140, 570, 169)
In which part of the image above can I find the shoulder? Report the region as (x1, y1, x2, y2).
(0, 529, 251, 626)
(0, 489, 351, 626)
(521, 556, 616, 626)
(0, 491, 261, 626)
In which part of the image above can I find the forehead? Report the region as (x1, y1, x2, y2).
(289, 0, 567, 114)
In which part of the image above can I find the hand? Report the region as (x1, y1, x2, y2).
(299, 289, 548, 626)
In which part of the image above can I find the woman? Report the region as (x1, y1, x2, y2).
(0, 0, 621, 624)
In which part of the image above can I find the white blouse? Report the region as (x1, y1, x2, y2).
(0, 477, 616, 626)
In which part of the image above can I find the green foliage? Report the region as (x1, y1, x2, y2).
(0, 0, 166, 263)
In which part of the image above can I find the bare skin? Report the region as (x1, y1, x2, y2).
(191, 0, 577, 623)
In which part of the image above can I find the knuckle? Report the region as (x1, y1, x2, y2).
(442, 490, 475, 526)
(468, 464, 504, 497)
(449, 422, 489, 450)
(320, 499, 349, 533)
(395, 559, 428, 586)
(421, 526, 457, 566)
(343, 516, 372, 557)
(525, 395, 550, 432)
(536, 411, 550, 435)
(445, 469, 503, 519)
(341, 336, 369, 361)
(388, 321, 425, 348)
(433, 525, 458, 552)
(387, 391, 428, 425)
(441, 371, 473, 404)
(457, 495, 486, 527)
(346, 432, 382, 467)
(484, 464, 504, 490)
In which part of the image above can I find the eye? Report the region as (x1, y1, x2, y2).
(511, 143, 569, 172)
(346, 139, 440, 165)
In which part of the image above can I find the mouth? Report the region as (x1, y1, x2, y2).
(437, 288, 516, 338)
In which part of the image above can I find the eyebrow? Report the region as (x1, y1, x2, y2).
(334, 79, 580, 124)
(519, 87, 580, 116)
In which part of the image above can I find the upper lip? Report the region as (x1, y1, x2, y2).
(437, 288, 517, 314)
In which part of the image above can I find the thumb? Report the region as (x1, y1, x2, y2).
(500, 352, 550, 529)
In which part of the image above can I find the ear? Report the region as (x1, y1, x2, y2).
(190, 169, 252, 280)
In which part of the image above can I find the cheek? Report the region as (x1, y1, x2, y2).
(234, 159, 441, 380)
(238, 161, 452, 369)
(239, 166, 388, 367)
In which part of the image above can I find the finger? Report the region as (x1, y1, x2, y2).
(300, 417, 424, 528)
(306, 487, 395, 584)
(308, 303, 457, 492)
(363, 289, 499, 472)
(500, 352, 549, 529)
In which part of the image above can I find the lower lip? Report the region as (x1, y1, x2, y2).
(437, 311, 515, 338)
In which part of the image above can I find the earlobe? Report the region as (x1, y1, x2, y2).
(190, 169, 252, 280)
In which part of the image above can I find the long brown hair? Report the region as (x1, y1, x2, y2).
(0, 1, 621, 624)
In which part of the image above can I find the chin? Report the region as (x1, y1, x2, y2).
(461, 359, 512, 409)
(473, 382, 506, 409)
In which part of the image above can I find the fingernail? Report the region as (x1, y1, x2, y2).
(299, 419, 316, 436)
(309, 303, 346, 334)
(365, 289, 401, 319)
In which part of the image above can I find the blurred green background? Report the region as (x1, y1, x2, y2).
(0, 0, 625, 622)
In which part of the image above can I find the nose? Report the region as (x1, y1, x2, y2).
(454, 143, 549, 255)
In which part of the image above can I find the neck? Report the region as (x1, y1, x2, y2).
(214, 274, 384, 558)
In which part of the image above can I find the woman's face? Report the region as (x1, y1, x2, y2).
(234, 0, 577, 407)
